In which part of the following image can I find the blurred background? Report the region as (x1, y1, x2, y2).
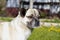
(0, 0, 60, 18)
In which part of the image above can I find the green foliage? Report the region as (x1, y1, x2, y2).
(0, 0, 6, 17)
(0, 5, 6, 17)
(28, 26, 60, 40)
(0, 6, 2, 11)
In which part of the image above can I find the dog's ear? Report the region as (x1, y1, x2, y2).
(34, 9, 40, 17)
(19, 8, 26, 17)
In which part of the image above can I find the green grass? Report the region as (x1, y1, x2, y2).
(0, 17, 13, 21)
(28, 26, 60, 40)
(42, 19, 60, 23)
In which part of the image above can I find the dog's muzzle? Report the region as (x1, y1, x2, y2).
(32, 17, 40, 27)
(27, 17, 40, 29)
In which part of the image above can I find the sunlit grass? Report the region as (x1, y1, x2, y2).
(28, 26, 60, 40)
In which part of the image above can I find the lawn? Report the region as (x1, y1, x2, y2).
(28, 26, 60, 40)
(0, 17, 13, 22)
(41, 19, 60, 23)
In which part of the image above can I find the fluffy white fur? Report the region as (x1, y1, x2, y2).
(0, 16, 31, 40)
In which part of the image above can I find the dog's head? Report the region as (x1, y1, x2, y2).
(20, 9, 40, 29)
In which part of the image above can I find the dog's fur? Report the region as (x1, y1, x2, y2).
(0, 9, 40, 40)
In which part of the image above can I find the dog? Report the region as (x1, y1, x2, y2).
(0, 9, 40, 40)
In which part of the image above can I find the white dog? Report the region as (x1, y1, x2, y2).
(0, 9, 40, 40)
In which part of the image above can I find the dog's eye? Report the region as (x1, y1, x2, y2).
(26, 16, 33, 18)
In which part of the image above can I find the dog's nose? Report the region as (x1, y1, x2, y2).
(33, 17, 40, 27)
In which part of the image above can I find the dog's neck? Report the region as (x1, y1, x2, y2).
(11, 16, 29, 29)
(22, 17, 27, 25)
